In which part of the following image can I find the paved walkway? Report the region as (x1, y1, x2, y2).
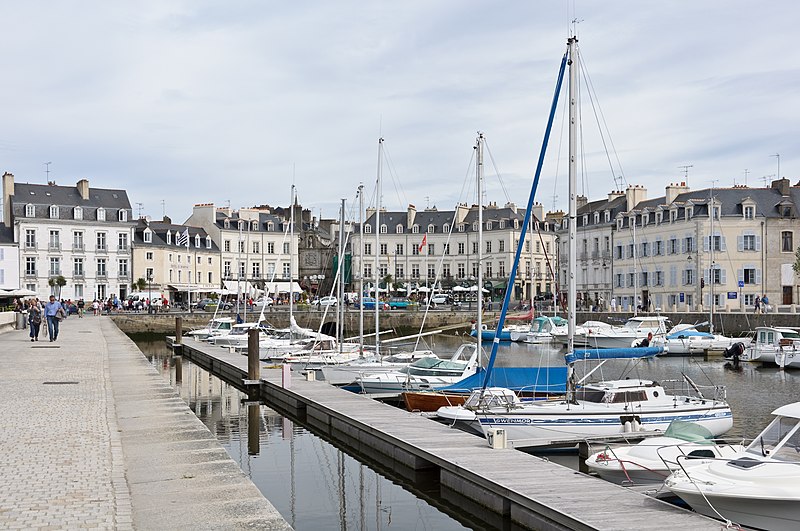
(0, 315, 290, 530)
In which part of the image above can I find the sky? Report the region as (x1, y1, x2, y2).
(1, 1, 798, 224)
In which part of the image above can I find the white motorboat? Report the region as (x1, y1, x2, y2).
(474, 347, 732, 448)
(523, 316, 567, 344)
(436, 387, 524, 436)
(320, 350, 437, 386)
(552, 320, 613, 347)
(209, 321, 269, 348)
(356, 343, 480, 396)
(580, 316, 670, 349)
(186, 317, 235, 341)
(663, 323, 750, 356)
(585, 420, 744, 486)
(741, 326, 800, 369)
(665, 402, 800, 531)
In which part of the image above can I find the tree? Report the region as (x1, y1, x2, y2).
(134, 277, 147, 292)
(48, 275, 67, 299)
(793, 246, 800, 275)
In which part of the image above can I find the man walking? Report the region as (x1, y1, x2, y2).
(44, 295, 62, 341)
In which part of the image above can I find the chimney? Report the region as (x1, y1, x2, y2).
(625, 184, 647, 211)
(665, 181, 690, 204)
(607, 190, 624, 202)
(407, 204, 416, 227)
(77, 179, 90, 201)
(2, 172, 13, 227)
(162, 215, 172, 224)
(772, 177, 790, 196)
(504, 201, 518, 214)
(454, 203, 469, 224)
(576, 195, 588, 209)
(531, 202, 544, 221)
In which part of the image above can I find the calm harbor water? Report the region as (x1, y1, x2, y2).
(134, 333, 800, 528)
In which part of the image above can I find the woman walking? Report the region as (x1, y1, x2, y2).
(28, 300, 42, 341)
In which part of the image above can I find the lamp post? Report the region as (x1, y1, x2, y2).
(147, 272, 153, 314)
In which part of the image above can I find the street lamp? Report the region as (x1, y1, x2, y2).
(147, 273, 153, 314)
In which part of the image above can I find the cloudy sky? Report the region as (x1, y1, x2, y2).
(1, 1, 797, 223)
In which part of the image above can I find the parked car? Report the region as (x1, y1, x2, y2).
(313, 296, 338, 307)
(355, 297, 389, 310)
(194, 299, 233, 311)
(430, 294, 451, 306)
(388, 297, 410, 309)
(253, 297, 274, 310)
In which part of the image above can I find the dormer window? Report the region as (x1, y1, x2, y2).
(427, 224, 435, 234)
(73, 206, 83, 220)
(206, 236, 212, 249)
(744, 205, 755, 219)
(629, 215, 636, 227)
(643, 213, 649, 226)
(143, 230, 152, 243)
(582, 215, 588, 226)
(656, 212, 662, 224)
(380, 224, 387, 234)
(267, 221, 274, 231)
(594, 212, 600, 224)
(250, 221, 257, 231)
(712, 206, 719, 220)
(396, 224, 403, 234)
(458, 223, 466, 232)
(616, 218, 623, 230)
(118, 210, 128, 222)
(670, 209, 677, 223)
(194, 234, 200, 247)
(238, 221, 245, 230)
(411, 224, 419, 234)
(364, 225, 372, 234)
(224, 219, 230, 229)
(472, 222, 479, 232)
(49, 205, 59, 219)
(486, 221, 492, 231)
(498, 220, 505, 229)
(166, 231, 172, 244)
(513, 219, 519, 230)
(443, 223, 450, 233)
(97, 208, 106, 221)
(605, 211, 611, 223)
(25, 204, 35, 217)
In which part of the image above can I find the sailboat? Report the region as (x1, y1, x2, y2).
(445, 36, 732, 448)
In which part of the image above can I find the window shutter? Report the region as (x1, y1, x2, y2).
(755, 236, 761, 251)
(756, 269, 762, 285)
(703, 236, 710, 252)
(737, 268, 743, 282)
(720, 236, 727, 252)
(737, 235, 744, 252)
(682, 270, 687, 285)
(720, 269, 727, 284)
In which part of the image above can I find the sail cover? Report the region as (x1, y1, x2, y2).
(441, 366, 567, 393)
(564, 347, 662, 365)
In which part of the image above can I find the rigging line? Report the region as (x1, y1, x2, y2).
(534, 216, 565, 312)
(483, 138, 512, 204)
(575, 52, 589, 199)
(551, 80, 569, 212)
(381, 143, 410, 210)
(577, 43, 627, 189)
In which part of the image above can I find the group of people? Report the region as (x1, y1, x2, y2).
(754, 294, 771, 314)
(23, 296, 67, 342)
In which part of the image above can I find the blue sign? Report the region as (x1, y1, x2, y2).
(738, 280, 744, 288)
(727, 292, 738, 299)
(679, 293, 685, 302)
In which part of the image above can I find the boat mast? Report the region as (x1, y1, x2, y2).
(476, 132, 484, 363)
(289, 185, 295, 340)
(375, 138, 383, 355)
(709, 184, 714, 334)
(633, 218, 638, 316)
(358, 184, 365, 356)
(567, 36, 578, 402)
(337, 198, 346, 354)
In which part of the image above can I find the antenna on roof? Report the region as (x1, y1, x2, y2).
(44, 162, 51, 182)
(762, 175, 773, 187)
(743, 169, 749, 187)
(771, 153, 780, 180)
(135, 202, 143, 218)
(161, 200, 165, 218)
(552, 193, 558, 212)
(678, 164, 693, 185)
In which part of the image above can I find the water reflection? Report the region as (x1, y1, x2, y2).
(134, 338, 478, 531)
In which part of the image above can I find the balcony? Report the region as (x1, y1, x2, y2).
(117, 245, 130, 254)
(24, 271, 37, 278)
(96, 272, 108, 280)
(48, 243, 62, 252)
(24, 243, 37, 252)
(96, 245, 108, 254)
(72, 243, 85, 252)
(49, 271, 62, 277)
(117, 273, 130, 280)
(73, 272, 85, 279)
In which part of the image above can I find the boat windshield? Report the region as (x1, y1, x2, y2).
(663, 419, 714, 444)
(212, 321, 232, 331)
(746, 416, 800, 460)
(400, 357, 467, 377)
(574, 387, 607, 403)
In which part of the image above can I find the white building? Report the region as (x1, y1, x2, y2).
(0, 223, 20, 291)
(2, 173, 135, 301)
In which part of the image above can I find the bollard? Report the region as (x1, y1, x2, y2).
(578, 441, 591, 474)
(282, 363, 292, 389)
(175, 316, 183, 345)
(248, 328, 260, 381)
(247, 402, 260, 456)
(174, 355, 182, 384)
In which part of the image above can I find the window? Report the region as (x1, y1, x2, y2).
(412, 224, 419, 234)
(427, 224, 435, 234)
(224, 261, 231, 277)
(208, 272, 213, 283)
(443, 224, 450, 233)
(166, 231, 172, 245)
(743, 268, 757, 285)
(472, 241, 478, 254)
(253, 241, 260, 254)
(118, 259, 129, 277)
(744, 206, 755, 219)
(396, 244, 404, 255)
(364, 243, 372, 255)
(685, 237, 695, 253)
(145, 252, 153, 260)
(458, 242, 465, 254)
(486, 241, 492, 253)
(457, 263, 465, 278)
(655, 240, 663, 256)
(74, 233, 85, 252)
(96, 258, 107, 277)
(252, 262, 261, 278)
(49, 230, 60, 251)
(266, 221, 274, 231)
(206, 236, 212, 249)
(395, 264, 405, 278)
(427, 244, 435, 256)
(96, 232, 107, 251)
(396, 224, 403, 234)
(282, 262, 290, 278)
(411, 264, 420, 278)
(380, 243, 387, 255)
(267, 242, 275, 254)
(742, 234, 757, 251)
(251, 221, 257, 231)
(782, 231, 793, 252)
(485, 262, 493, 278)
(380, 224, 387, 234)
(74, 206, 83, 220)
(49, 205, 59, 218)
(499, 240, 505, 253)
(118, 233, 128, 252)
(443, 243, 450, 255)
(238, 241, 245, 253)
(224, 219, 230, 229)
(97, 208, 106, 221)
(223, 240, 230, 252)
(684, 269, 695, 285)
(24, 229, 36, 249)
(119, 210, 128, 222)
(284, 242, 290, 254)
(143, 230, 152, 243)
(25, 257, 36, 276)
(364, 225, 372, 234)
(499, 261, 506, 277)
(363, 264, 372, 278)
(49, 257, 60, 276)
(25, 204, 35, 217)
(239, 262, 246, 278)
(194, 234, 200, 248)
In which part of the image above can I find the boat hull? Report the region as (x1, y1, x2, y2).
(402, 391, 468, 412)
(665, 489, 800, 531)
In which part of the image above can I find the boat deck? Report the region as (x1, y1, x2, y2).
(170, 336, 723, 531)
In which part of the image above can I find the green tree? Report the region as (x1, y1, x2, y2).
(134, 277, 147, 292)
(48, 275, 67, 299)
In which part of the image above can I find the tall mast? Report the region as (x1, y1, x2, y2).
(337, 198, 346, 353)
(633, 219, 638, 316)
(709, 184, 714, 334)
(289, 185, 295, 336)
(476, 133, 484, 363)
(375, 138, 383, 354)
(567, 36, 577, 363)
(358, 184, 365, 356)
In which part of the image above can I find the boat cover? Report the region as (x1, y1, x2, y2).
(441, 366, 567, 393)
(565, 347, 662, 365)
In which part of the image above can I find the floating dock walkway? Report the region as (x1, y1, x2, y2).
(171, 335, 723, 531)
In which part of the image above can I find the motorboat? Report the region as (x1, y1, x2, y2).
(475, 348, 732, 448)
(578, 316, 671, 349)
(471, 323, 513, 342)
(320, 350, 438, 386)
(436, 388, 524, 436)
(186, 317, 235, 341)
(552, 320, 613, 347)
(585, 420, 744, 486)
(356, 343, 481, 396)
(665, 402, 800, 531)
(663, 323, 750, 356)
(523, 315, 567, 344)
(208, 321, 270, 348)
(741, 326, 800, 369)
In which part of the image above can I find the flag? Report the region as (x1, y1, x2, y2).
(176, 228, 190, 247)
(418, 233, 427, 253)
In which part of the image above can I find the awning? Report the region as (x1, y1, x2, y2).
(264, 281, 303, 294)
(0, 288, 38, 297)
(222, 281, 264, 297)
(166, 283, 219, 293)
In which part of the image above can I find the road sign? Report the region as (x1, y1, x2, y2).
(727, 292, 738, 299)
(738, 280, 744, 288)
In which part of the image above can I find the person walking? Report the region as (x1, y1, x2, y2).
(754, 295, 761, 314)
(44, 295, 63, 341)
(762, 294, 770, 313)
(28, 301, 42, 341)
(77, 298, 85, 318)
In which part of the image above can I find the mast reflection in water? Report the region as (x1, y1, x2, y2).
(135, 337, 482, 531)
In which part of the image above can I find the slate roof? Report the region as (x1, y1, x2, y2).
(11, 182, 132, 222)
(133, 220, 219, 251)
(359, 206, 556, 234)
(214, 211, 287, 233)
(0, 223, 15, 244)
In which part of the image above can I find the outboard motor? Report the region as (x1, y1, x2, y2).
(724, 342, 745, 368)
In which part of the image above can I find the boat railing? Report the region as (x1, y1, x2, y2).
(659, 379, 727, 401)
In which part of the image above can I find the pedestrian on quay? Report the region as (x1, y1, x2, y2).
(77, 298, 85, 318)
(754, 295, 761, 314)
(28, 300, 42, 341)
(44, 295, 64, 341)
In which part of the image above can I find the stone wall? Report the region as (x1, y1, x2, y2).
(0, 312, 17, 334)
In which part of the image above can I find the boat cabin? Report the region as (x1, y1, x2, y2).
(575, 380, 664, 404)
(754, 326, 800, 348)
(622, 316, 671, 334)
(741, 402, 800, 463)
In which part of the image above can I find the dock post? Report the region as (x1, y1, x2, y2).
(247, 402, 260, 455)
(248, 328, 260, 381)
(175, 317, 183, 345)
(578, 441, 591, 474)
(174, 354, 182, 384)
